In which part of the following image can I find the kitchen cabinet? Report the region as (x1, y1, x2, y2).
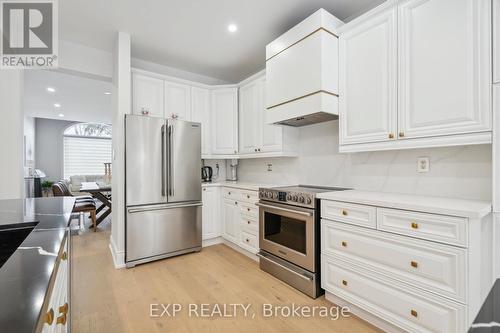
(211, 88, 239, 155)
(132, 73, 164, 117)
(191, 87, 211, 155)
(202, 186, 220, 240)
(222, 198, 239, 243)
(164, 81, 191, 120)
(495, 0, 500, 84)
(338, 6, 397, 145)
(339, 0, 492, 152)
(239, 76, 298, 155)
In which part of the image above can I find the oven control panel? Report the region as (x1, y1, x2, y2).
(259, 189, 315, 208)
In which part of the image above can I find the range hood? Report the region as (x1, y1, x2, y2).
(265, 9, 343, 127)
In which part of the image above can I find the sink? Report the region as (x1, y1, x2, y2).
(0, 223, 37, 268)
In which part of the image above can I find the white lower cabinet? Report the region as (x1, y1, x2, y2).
(202, 186, 220, 240)
(222, 198, 240, 244)
(320, 197, 491, 332)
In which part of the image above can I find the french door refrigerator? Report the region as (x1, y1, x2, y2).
(125, 114, 202, 267)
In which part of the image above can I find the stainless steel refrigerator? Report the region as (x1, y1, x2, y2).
(125, 114, 202, 267)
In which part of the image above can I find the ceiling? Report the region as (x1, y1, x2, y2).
(24, 70, 112, 123)
(60, 0, 385, 83)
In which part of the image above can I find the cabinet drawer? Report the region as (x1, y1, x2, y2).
(240, 215, 258, 233)
(240, 231, 258, 252)
(321, 200, 376, 228)
(321, 220, 466, 302)
(223, 187, 241, 200)
(322, 256, 466, 333)
(377, 208, 468, 247)
(239, 189, 259, 204)
(239, 202, 259, 218)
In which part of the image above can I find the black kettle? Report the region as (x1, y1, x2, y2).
(201, 166, 213, 182)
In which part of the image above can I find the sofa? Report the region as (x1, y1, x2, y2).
(63, 175, 110, 196)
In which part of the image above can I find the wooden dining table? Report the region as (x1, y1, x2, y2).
(79, 182, 112, 227)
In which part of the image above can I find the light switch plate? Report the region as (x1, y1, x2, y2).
(417, 157, 430, 173)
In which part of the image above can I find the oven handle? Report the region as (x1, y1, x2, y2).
(256, 253, 313, 282)
(255, 202, 313, 217)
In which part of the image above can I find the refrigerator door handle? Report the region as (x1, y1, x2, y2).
(168, 124, 174, 196)
(127, 202, 202, 213)
(161, 124, 166, 196)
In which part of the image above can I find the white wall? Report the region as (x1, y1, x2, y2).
(237, 121, 492, 201)
(0, 70, 24, 199)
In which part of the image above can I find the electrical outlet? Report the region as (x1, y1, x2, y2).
(267, 163, 273, 172)
(417, 157, 430, 173)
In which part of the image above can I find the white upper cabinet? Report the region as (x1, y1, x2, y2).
(211, 87, 239, 155)
(164, 81, 191, 120)
(339, 6, 397, 145)
(339, 0, 492, 152)
(239, 81, 261, 154)
(494, 0, 500, 84)
(132, 73, 164, 117)
(397, 0, 491, 139)
(191, 87, 211, 155)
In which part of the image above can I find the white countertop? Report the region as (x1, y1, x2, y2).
(317, 190, 491, 219)
(202, 181, 286, 191)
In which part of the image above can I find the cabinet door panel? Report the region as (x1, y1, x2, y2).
(260, 79, 283, 152)
(239, 82, 260, 154)
(164, 81, 191, 120)
(191, 87, 211, 155)
(132, 74, 164, 117)
(211, 88, 238, 154)
(339, 8, 397, 145)
(398, 0, 491, 138)
(222, 199, 238, 242)
(202, 187, 220, 240)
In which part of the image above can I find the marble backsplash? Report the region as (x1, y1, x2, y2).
(236, 120, 493, 201)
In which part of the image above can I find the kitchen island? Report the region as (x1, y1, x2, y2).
(0, 197, 75, 333)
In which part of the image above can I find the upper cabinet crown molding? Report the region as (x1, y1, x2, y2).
(338, 0, 492, 153)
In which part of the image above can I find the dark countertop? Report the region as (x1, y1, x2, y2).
(0, 197, 75, 333)
(470, 279, 500, 332)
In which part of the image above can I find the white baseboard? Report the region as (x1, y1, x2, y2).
(202, 237, 223, 247)
(325, 292, 403, 333)
(109, 236, 125, 269)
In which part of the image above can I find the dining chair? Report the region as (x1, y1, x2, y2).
(52, 182, 98, 232)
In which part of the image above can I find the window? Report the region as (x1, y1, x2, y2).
(63, 123, 112, 178)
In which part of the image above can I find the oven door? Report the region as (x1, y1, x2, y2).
(257, 201, 316, 272)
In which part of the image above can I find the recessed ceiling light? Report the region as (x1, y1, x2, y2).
(47, 87, 55, 93)
(104, 92, 111, 95)
(227, 24, 238, 33)
(54, 103, 61, 108)
(58, 113, 64, 117)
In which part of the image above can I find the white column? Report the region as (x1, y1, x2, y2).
(0, 70, 24, 199)
(109, 32, 131, 268)
(493, 0, 500, 279)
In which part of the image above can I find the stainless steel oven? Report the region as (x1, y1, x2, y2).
(257, 185, 348, 298)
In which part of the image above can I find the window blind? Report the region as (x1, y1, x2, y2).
(63, 136, 112, 178)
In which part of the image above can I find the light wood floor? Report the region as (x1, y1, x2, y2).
(72, 219, 380, 333)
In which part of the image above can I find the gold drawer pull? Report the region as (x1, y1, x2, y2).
(59, 303, 68, 314)
(411, 222, 419, 229)
(341, 241, 347, 247)
(56, 313, 67, 325)
(410, 261, 418, 268)
(410, 309, 418, 317)
(388, 133, 395, 139)
(61, 252, 67, 261)
(342, 280, 348, 286)
(45, 308, 54, 325)
(341, 209, 348, 216)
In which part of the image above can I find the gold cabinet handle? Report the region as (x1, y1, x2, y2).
(410, 261, 418, 268)
(411, 222, 419, 229)
(61, 252, 67, 261)
(341, 241, 347, 247)
(388, 133, 395, 139)
(410, 309, 418, 317)
(56, 313, 67, 325)
(341, 209, 348, 216)
(399, 132, 405, 138)
(45, 308, 54, 325)
(342, 280, 348, 286)
(59, 303, 68, 314)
